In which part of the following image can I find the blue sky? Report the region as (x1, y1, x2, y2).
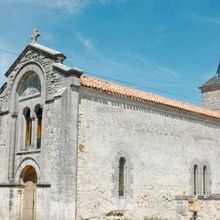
(0, 0, 220, 104)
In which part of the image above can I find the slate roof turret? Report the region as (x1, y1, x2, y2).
(199, 61, 220, 90)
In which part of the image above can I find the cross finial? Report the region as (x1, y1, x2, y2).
(31, 29, 40, 44)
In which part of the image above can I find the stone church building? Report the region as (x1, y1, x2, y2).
(1, 33, 220, 220)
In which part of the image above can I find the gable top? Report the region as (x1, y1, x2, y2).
(199, 61, 220, 89)
(31, 43, 65, 57)
(5, 43, 66, 77)
(81, 75, 220, 120)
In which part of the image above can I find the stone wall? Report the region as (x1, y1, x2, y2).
(201, 89, 220, 110)
(77, 87, 220, 220)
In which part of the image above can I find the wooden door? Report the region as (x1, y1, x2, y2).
(23, 180, 36, 220)
(21, 166, 37, 220)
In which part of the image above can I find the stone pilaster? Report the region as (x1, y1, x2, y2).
(8, 113, 17, 182)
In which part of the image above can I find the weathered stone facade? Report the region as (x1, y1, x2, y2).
(77, 88, 220, 220)
(1, 41, 220, 220)
(0, 43, 82, 220)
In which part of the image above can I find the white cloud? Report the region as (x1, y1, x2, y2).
(192, 14, 220, 26)
(4, 0, 89, 13)
(41, 33, 54, 42)
(76, 34, 94, 51)
(5, 0, 122, 13)
(131, 55, 179, 78)
(75, 32, 123, 68)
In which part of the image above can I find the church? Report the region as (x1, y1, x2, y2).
(1, 31, 220, 220)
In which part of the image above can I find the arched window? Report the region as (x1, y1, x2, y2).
(203, 165, 208, 195)
(17, 72, 41, 99)
(35, 105, 42, 149)
(119, 157, 126, 197)
(193, 164, 198, 195)
(23, 107, 32, 150)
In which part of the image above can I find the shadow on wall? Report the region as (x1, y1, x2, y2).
(80, 211, 168, 220)
(80, 217, 166, 220)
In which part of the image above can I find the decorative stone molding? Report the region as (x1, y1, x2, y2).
(175, 194, 220, 201)
(16, 149, 41, 155)
(15, 157, 40, 183)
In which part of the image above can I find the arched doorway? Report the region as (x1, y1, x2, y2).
(20, 166, 37, 220)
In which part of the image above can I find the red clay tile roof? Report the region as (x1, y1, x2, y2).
(80, 75, 220, 120)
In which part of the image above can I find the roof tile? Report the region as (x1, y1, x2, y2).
(80, 75, 220, 120)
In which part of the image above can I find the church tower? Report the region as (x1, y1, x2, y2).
(199, 62, 220, 110)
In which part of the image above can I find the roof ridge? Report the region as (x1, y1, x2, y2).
(29, 43, 65, 57)
(5, 43, 66, 77)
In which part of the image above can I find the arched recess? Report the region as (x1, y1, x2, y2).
(8, 62, 46, 180)
(9, 61, 46, 114)
(15, 157, 40, 183)
(10, 62, 46, 151)
(20, 165, 37, 220)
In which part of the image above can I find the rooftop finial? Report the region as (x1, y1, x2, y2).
(31, 29, 40, 44)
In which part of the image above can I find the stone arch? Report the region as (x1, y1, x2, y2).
(15, 157, 40, 183)
(114, 151, 132, 167)
(9, 61, 46, 114)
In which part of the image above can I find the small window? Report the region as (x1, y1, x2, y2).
(35, 105, 43, 149)
(23, 107, 32, 150)
(119, 157, 126, 197)
(193, 164, 198, 195)
(203, 165, 208, 195)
